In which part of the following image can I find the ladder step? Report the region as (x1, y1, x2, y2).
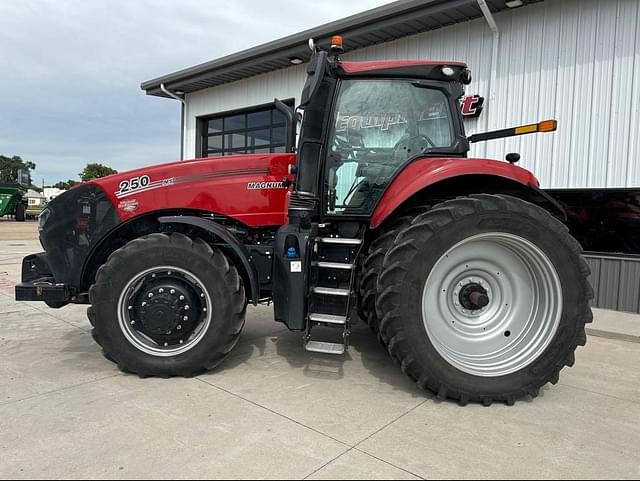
(305, 340, 346, 355)
(309, 313, 348, 325)
(312, 287, 351, 297)
(312, 261, 355, 270)
(317, 237, 362, 245)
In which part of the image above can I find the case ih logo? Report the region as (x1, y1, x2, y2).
(461, 95, 484, 118)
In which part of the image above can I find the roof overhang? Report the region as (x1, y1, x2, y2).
(141, 0, 542, 98)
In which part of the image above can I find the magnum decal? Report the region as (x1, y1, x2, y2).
(247, 181, 287, 190)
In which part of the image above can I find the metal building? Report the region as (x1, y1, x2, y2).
(142, 0, 640, 313)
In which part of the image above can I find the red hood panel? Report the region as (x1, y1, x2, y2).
(89, 154, 295, 226)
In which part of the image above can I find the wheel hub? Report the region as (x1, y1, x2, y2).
(459, 282, 490, 310)
(136, 280, 198, 339)
(118, 267, 212, 356)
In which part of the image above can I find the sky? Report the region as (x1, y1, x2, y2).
(0, 0, 392, 186)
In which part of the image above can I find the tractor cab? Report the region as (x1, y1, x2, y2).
(291, 38, 471, 220)
(273, 37, 475, 352)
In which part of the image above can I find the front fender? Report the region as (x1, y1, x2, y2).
(370, 157, 540, 229)
(158, 216, 260, 305)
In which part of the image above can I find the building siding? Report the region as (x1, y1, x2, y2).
(586, 254, 640, 314)
(184, 0, 640, 190)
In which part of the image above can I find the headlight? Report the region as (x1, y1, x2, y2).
(441, 66, 456, 77)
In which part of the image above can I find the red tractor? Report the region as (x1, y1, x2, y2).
(15, 37, 593, 405)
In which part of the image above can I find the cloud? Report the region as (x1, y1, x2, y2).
(0, 0, 391, 185)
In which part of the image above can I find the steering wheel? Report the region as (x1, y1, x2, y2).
(392, 134, 436, 163)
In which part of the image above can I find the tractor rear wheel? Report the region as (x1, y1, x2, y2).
(376, 195, 593, 405)
(89, 232, 246, 377)
(359, 215, 413, 338)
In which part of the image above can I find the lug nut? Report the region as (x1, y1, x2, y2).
(183, 316, 188, 321)
(164, 342, 168, 347)
(184, 305, 190, 311)
(203, 307, 207, 312)
(159, 288, 164, 294)
(179, 295, 185, 301)
(170, 289, 176, 295)
(177, 325, 182, 330)
(148, 293, 154, 298)
(131, 320, 135, 325)
(128, 305, 132, 310)
(179, 340, 184, 344)
(142, 301, 147, 307)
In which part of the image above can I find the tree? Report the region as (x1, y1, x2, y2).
(52, 180, 79, 190)
(79, 163, 117, 181)
(0, 155, 36, 184)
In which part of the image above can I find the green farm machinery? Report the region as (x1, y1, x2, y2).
(0, 178, 28, 222)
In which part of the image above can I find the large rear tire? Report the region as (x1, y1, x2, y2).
(89, 232, 246, 377)
(376, 195, 593, 405)
(359, 215, 413, 337)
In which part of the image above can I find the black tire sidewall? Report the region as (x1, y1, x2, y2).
(391, 203, 584, 396)
(92, 235, 244, 374)
(15, 203, 25, 222)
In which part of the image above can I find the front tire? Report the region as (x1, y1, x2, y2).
(376, 195, 593, 405)
(89, 233, 246, 377)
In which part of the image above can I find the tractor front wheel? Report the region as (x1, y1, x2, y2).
(376, 195, 593, 405)
(89, 232, 247, 377)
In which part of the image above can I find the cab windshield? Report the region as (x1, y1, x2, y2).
(326, 79, 454, 214)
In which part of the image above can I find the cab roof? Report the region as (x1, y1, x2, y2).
(336, 60, 469, 82)
(337, 60, 467, 74)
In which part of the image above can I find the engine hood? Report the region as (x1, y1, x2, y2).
(88, 153, 296, 226)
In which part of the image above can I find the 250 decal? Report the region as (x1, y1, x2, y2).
(116, 175, 151, 196)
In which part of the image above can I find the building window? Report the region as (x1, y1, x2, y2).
(201, 100, 294, 157)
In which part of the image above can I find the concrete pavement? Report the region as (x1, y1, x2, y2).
(0, 218, 639, 479)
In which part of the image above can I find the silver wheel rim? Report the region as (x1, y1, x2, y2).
(422, 232, 562, 377)
(117, 266, 212, 357)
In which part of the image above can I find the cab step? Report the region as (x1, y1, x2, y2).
(312, 286, 351, 297)
(304, 232, 363, 356)
(311, 261, 355, 270)
(309, 313, 348, 325)
(317, 237, 362, 245)
(305, 340, 346, 355)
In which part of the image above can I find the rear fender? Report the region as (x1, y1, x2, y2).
(370, 157, 560, 228)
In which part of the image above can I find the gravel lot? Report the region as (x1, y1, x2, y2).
(0, 217, 639, 479)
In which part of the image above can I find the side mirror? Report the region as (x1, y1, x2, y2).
(274, 99, 296, 153)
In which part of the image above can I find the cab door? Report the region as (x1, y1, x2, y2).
(323, 79, 458, 216)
